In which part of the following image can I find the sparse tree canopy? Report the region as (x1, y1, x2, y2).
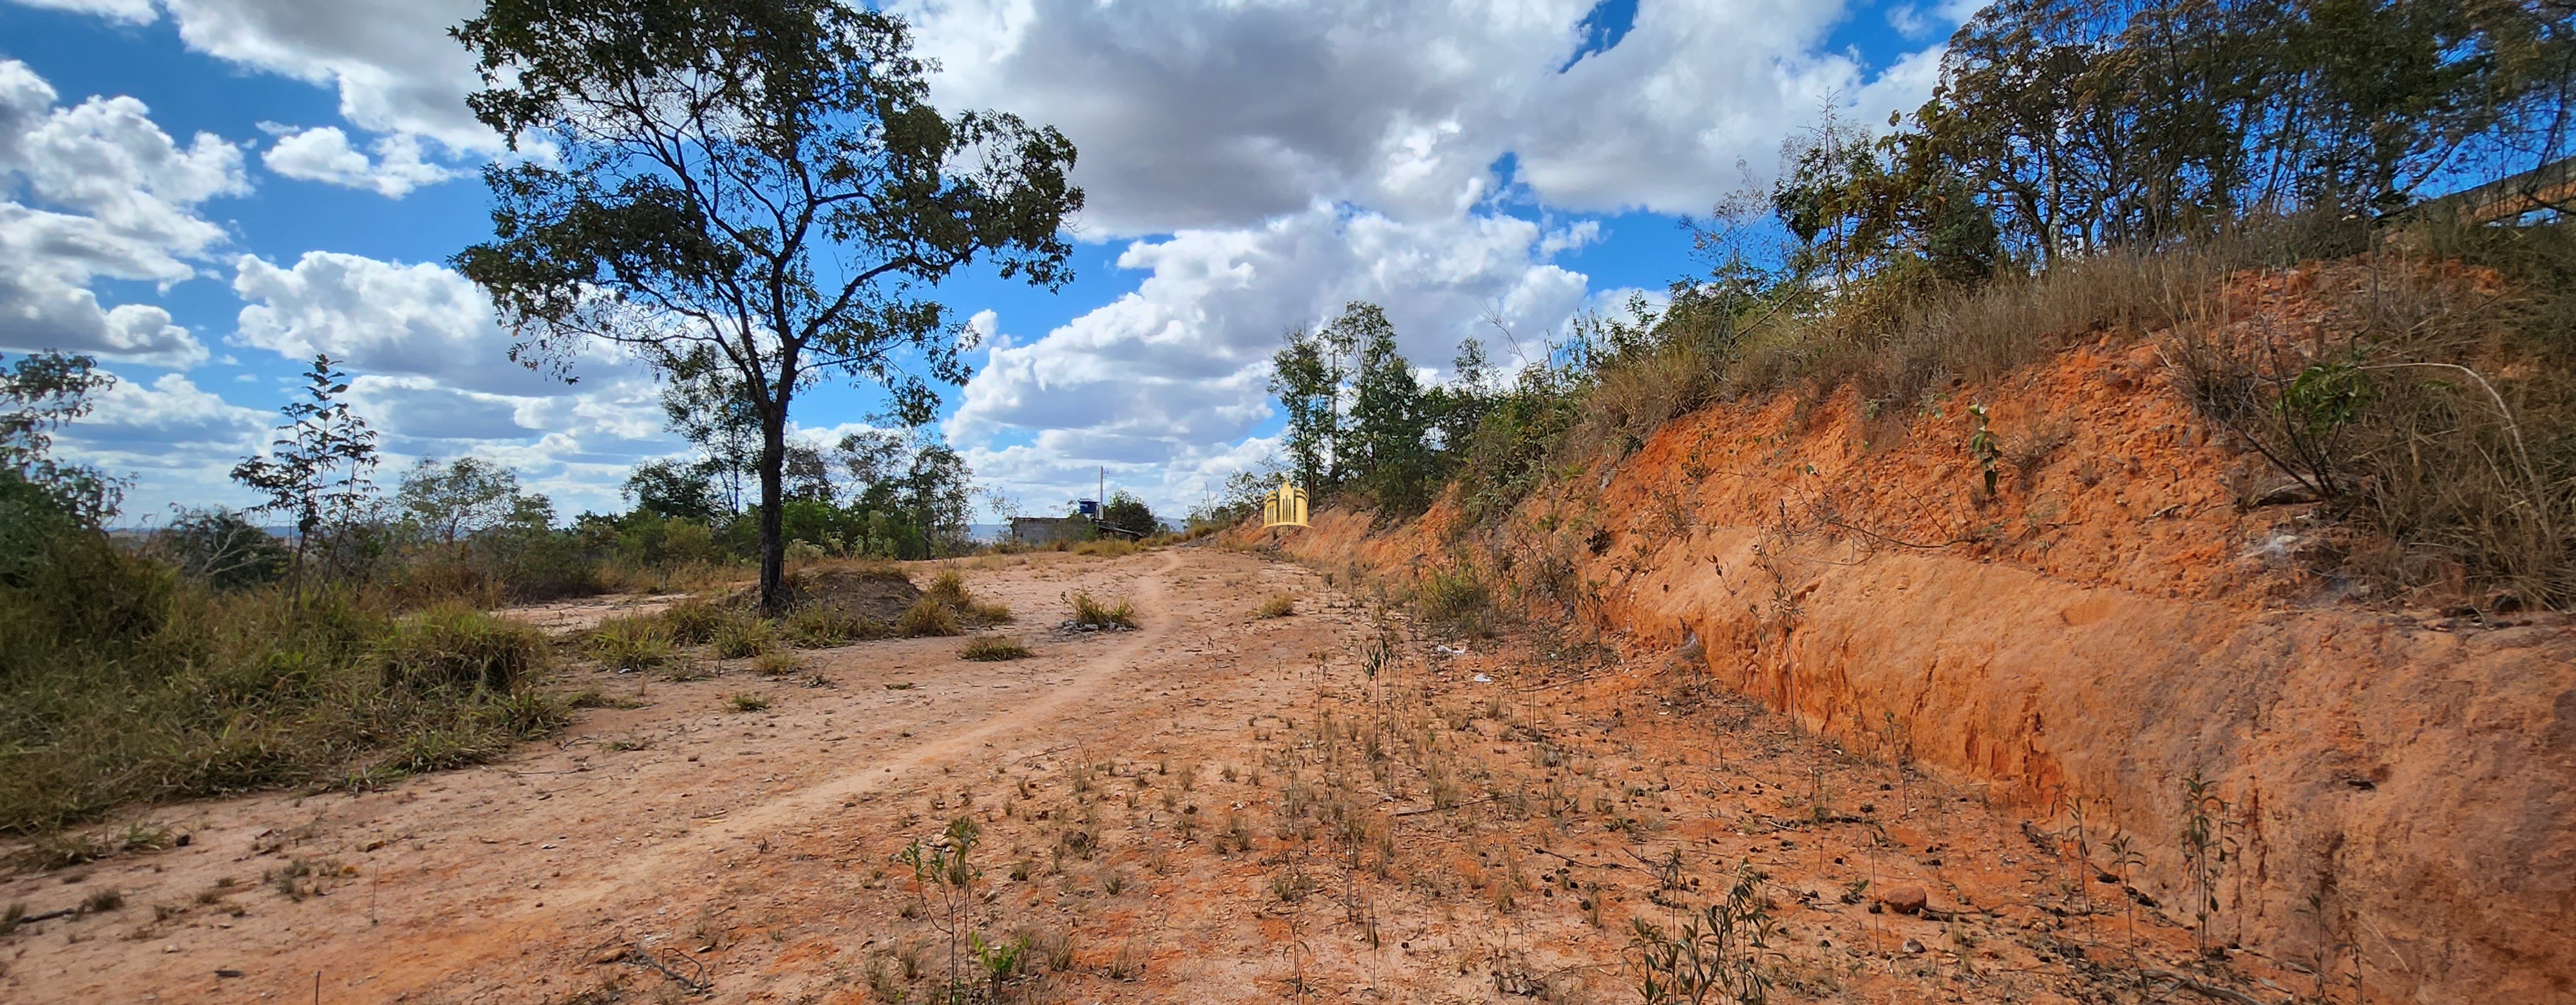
(231, 355, 381, 577)
(451, 0, 1083, 611)
(0, 351, 118, 526)
(1099, 490, 1159, 536)
(397, 457, 527, 546)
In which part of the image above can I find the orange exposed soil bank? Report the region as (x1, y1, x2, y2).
(1268, 335, 2576, 1002)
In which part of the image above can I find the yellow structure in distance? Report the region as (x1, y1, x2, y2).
(1262, 479, 1309, 529)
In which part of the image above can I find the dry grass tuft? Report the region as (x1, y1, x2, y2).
(709, 614, 775, 660)
(589, 614, 673, 671)
(896, 597, 963, 637)
(1254, 593, 1297, 619)
(752, 650, 802, 676)
(1065, 591, 1138, 630)
(656, 595, 730, 645)
(781, 604, 884, 648)
(959, 635, 1032, 662)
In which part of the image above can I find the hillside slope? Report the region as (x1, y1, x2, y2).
(1265, 323, 2576, 1001)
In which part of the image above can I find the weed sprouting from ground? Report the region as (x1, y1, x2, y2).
(726, 693, 772, 713)
(2182, 770, 2233, 958)
(898, 816, 985, 1000)
(1413, 565, 1491, 636)
(1628, 859, 1778, 1004)
(1255, 593, 1297, 618)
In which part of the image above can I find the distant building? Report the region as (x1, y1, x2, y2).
(1009, 516, 1092, 545)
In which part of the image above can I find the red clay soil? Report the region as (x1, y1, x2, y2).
(10, 548, 2331, 1005)
(1265, 305, 2575, 1000)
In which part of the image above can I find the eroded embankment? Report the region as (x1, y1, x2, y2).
(1270, 334, 2576, 1002)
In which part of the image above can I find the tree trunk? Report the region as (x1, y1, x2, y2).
(757, 402, 789, 615)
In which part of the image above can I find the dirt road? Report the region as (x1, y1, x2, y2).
(1, 548, 2257, 1004)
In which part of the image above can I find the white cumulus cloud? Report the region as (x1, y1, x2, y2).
(947, 204, 1589, 511)
(10, 0, 498, 153)
(892, 0, 1952, 235)
(0, 59, 245, 367)
(225, 250, 681, 513)
(259, 124, 453, 196)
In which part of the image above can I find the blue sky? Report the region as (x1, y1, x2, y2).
(1, 0, 1971, 522)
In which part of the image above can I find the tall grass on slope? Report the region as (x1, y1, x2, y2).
(0, 537, 567, 835)
(1451, 212, 2575, 607)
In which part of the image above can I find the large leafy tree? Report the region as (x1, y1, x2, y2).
(1338, 303, 1435, 514)
(452, 0, 1083, 611)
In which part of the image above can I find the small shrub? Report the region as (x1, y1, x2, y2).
(752, 650, 801, 676)
(1065, 591, 1137, 630)
(896, 597, 962, 637)
(960, 635, 1031, 662)
(1254, 593, 1296, 618)
(727, 693, 772, 713)
(710, 615, 775, 660)
(1415, 566, 1490, 636)
(379, 604, 549, 693)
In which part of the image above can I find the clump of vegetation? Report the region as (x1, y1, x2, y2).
(710, 613, 776, 659)
(377, 604, 549, 693)
(1414, 566, 1492, 636)
(1627, 859, 1777, 1004)
(1254, 593, 1297, 618)
(959, 635, 1032, 662)
(1065, 591, 1138, 630)
(923, 569, 1013, 624)
(898, 597, 964, 637)
(0, 352, 594, 833)
(726, 693, 772, 713)
(591, 614, 675, 671)
(656, 596, 730, 645)
(752, 650, 802, 676)
(781, 604, 884, 648)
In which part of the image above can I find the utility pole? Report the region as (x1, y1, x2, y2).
(1098, 466, 1105, 511)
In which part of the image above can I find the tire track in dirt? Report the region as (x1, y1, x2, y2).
(351, 552, 1187, 995)
(698, 551, 1180, 837)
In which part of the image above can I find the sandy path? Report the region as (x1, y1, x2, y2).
(2, 548, 2238, 1004)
